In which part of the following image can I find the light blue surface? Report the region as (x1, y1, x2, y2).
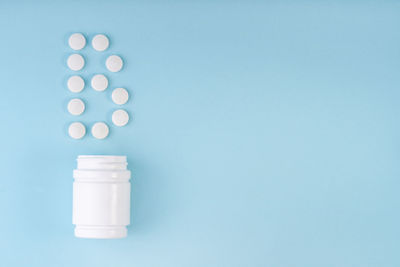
(0, 1, 399, 266)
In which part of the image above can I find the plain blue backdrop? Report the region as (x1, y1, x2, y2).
(0, 1, 399, 266)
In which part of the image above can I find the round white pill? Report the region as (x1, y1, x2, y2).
(68, 33, 86, 50)
(92, 122, 109, 139)
(68, 122, 86, 139)
(67, 75, 85, 93)
(91, 74, 108, 91)
(111, 88, 129, 105)
(92, 34, 109, 51)
(112, 109, 129, 127)
(67, 54, 85, 71)
(106, 55, 123, 72)
(67, 98, 85, 116)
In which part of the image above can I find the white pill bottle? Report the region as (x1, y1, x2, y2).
(73, 155, 131, 239)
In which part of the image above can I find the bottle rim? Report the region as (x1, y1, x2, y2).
(76, 155, 128, 171)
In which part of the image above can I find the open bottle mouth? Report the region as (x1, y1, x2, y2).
(77, 155, 128, 170)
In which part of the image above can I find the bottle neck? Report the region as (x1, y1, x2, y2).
(77, 155, 127, 170)
(74, 155, 131, 183)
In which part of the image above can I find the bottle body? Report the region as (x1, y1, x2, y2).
(73, 155, 131, 239)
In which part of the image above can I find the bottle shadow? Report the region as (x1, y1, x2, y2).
(126, 154, 169, 236)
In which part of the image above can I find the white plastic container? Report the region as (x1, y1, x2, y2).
(73, 155, 131, 239)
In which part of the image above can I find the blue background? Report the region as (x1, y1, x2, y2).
(0, 1, 399, 266)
